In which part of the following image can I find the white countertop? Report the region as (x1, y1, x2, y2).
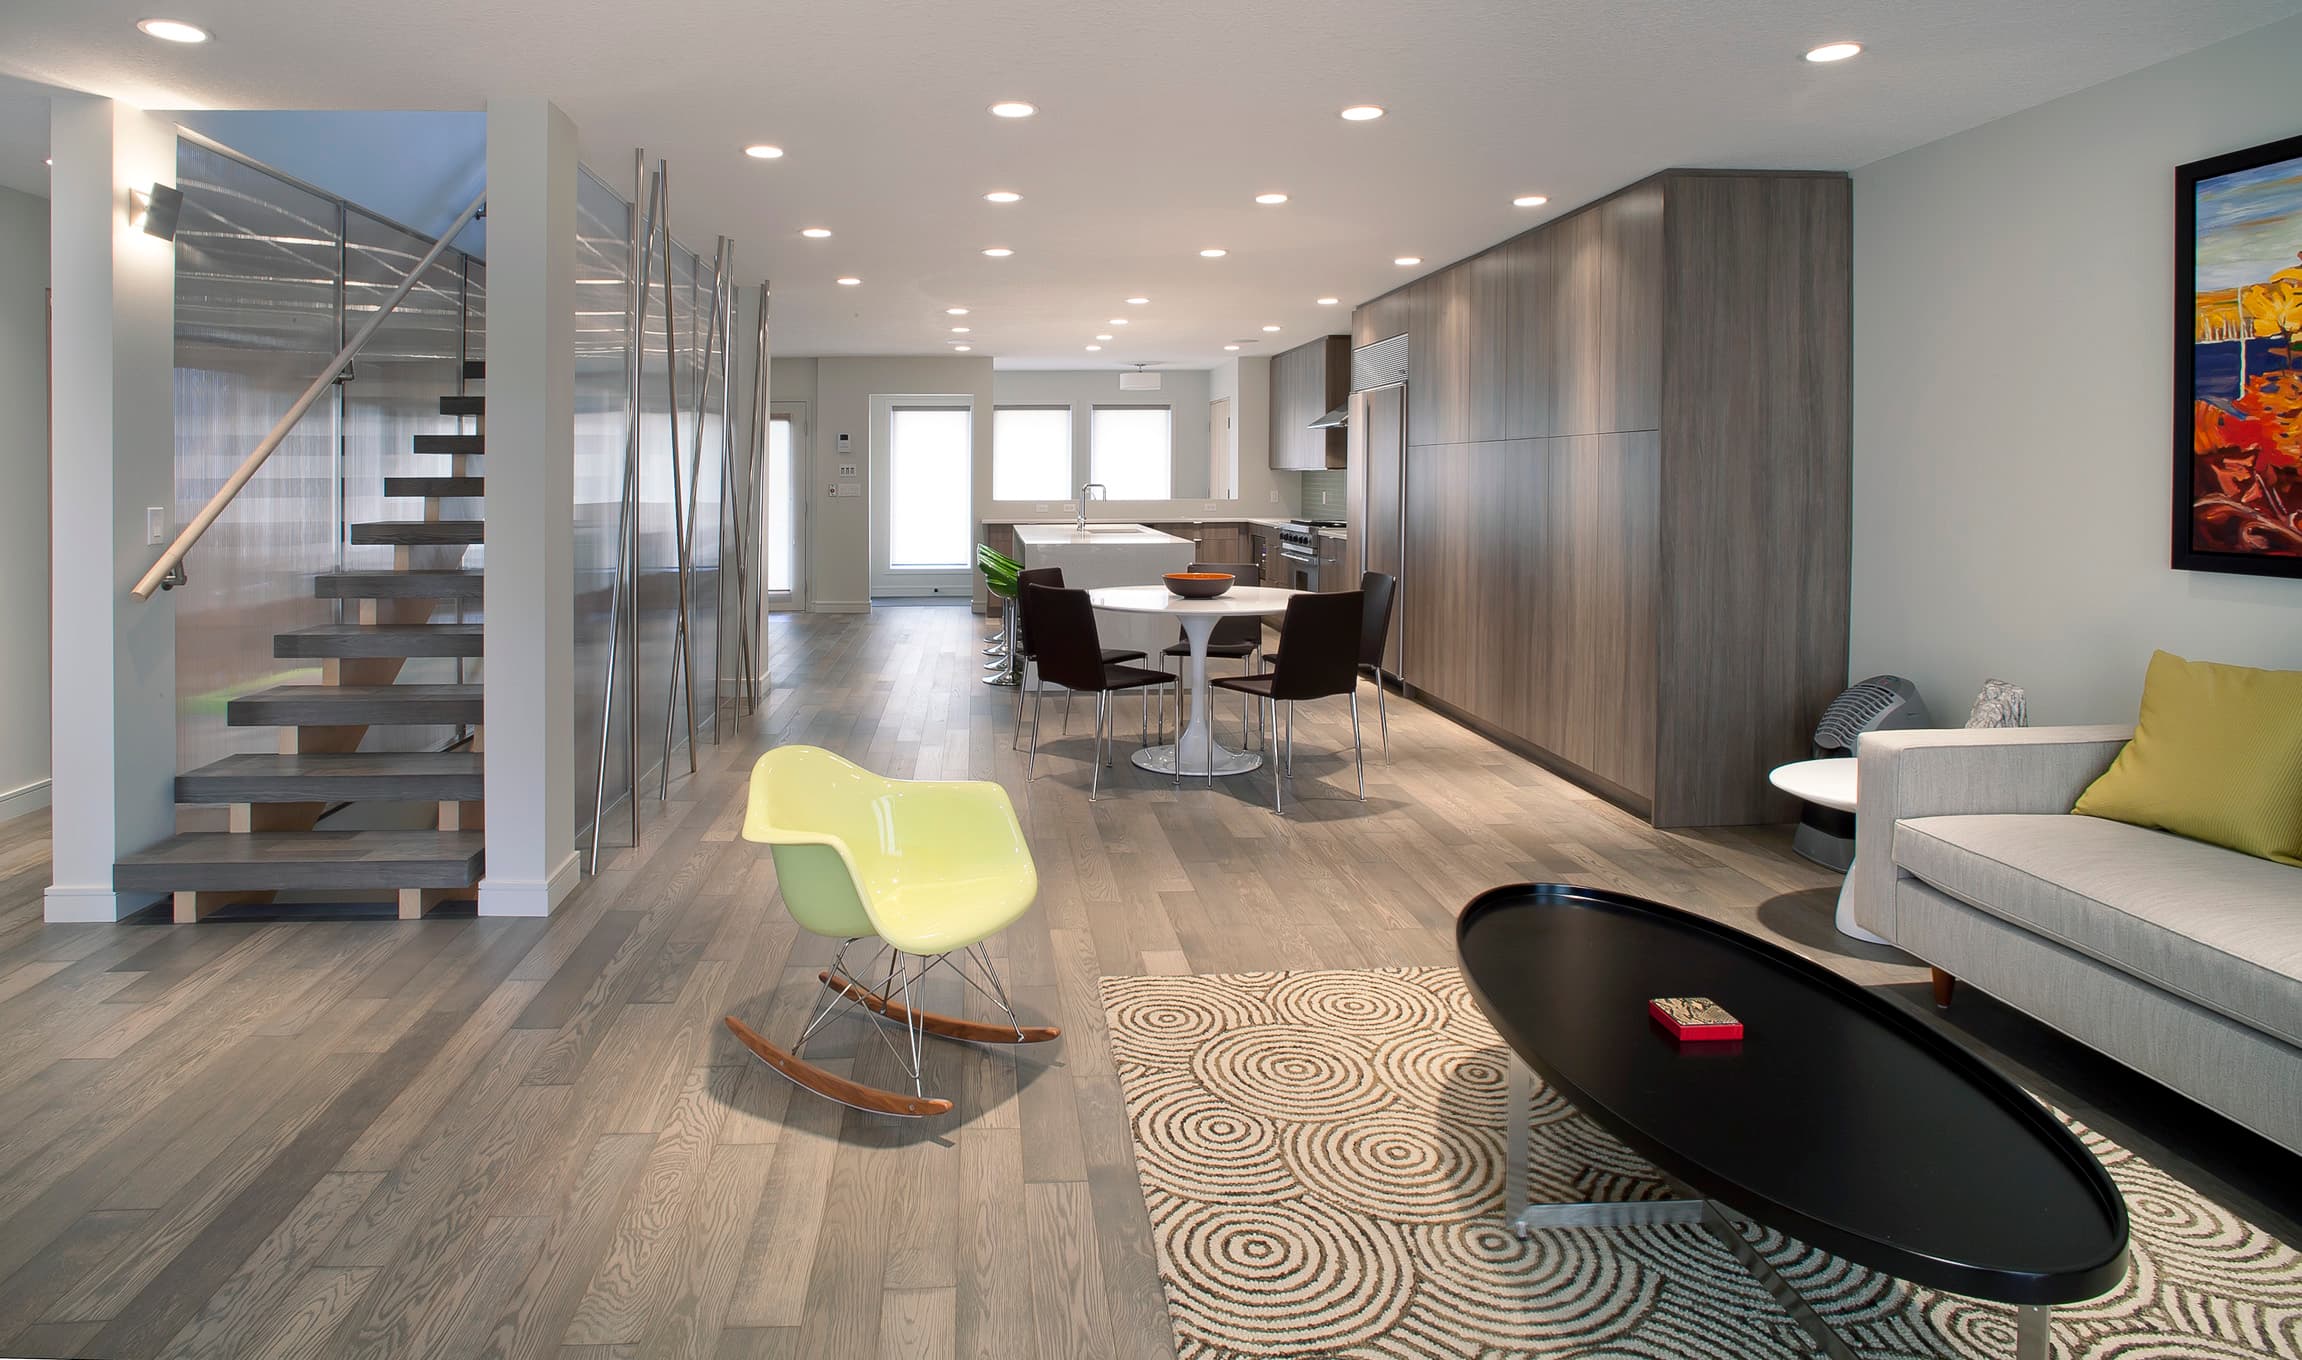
(985, 515, 1302, 530)
(1010, 522, 1188, 547)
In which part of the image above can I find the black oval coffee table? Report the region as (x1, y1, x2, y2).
(1457, 884, 2128, 1360)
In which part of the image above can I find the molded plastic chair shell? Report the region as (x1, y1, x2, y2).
(742, 746, 1038, 956)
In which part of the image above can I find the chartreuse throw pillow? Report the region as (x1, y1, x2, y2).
(2073, 651, 2302, 866)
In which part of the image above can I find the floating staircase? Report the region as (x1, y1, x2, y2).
(116, 381, 493, 922)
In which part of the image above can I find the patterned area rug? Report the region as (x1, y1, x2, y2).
(1099, 966, 2302, 1359)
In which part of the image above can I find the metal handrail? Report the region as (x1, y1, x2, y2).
(132, 186, 489, 600)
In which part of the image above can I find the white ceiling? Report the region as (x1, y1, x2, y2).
(3, 0, 2297, 367)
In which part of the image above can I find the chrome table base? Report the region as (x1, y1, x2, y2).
(1504, 1060, 2051, 1360)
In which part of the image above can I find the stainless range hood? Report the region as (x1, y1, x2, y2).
(1308, 402, 1350, 429)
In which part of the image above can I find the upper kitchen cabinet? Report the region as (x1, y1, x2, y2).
(1268, 334, 1351, 470)
(1354, 289, 1411, 348)
(1548, 181, 1663, 437)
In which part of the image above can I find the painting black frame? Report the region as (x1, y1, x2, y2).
(2173, 131, 2302, 579)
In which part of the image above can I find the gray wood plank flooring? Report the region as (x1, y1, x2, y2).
(0, 603, 2291, 1359)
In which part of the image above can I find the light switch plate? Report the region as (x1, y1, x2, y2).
(837, 464, 858, 478)
(146, 507, 166, 545)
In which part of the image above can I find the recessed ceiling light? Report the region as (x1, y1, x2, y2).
(1512, 194, 1549, 207)
(951, 326, 971, 333)
(836, 276, 861, 286)
(984, 190, 1021, 203)
(1804, 41, 1862, 63)
(1262, 325, 1281, 332)
(1340, 105, 1385, 121)
(946, 307, 969, 315)
(1126, 296, 1149, 305)
(989, 101, 1037, 119)
(982, 247, 1013, 257)
(1108, 318, 1129, 325)
(1224, 344, 1241, 351)
(1096, 334, 1113, 341)
(1199, 248, 1227, 258)
(800, 227, 832, 238)
(953, 344, 972, 351)
(136, 18, 209, 42)
(1085, 344, 1102, 352)
(1316, 296, 1339, 305)
(744, 144, 784, 160)
(1394, 256, 1422, 266)
(1254, 192, 1289, 205)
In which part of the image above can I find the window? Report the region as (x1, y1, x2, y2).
(887, 407, 972, 569)
(1091, 406, 1173, 500)
(993, 407, 1072, 501)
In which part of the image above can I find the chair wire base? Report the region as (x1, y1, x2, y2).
(796, 939, 1036, 1098)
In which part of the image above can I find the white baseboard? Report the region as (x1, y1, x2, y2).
(477, 850, 582, 917)
(0, 778, 51, 823)
(45, 884, 153, 923)
(809, 600, 871, 614)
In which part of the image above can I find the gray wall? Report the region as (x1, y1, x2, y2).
(1851, 14, 2302, 724)
(0, 183, 45, 819)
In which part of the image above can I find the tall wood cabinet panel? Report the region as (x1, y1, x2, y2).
(1355, 169, 1848, 827)
(1652, 173, 1852, 826)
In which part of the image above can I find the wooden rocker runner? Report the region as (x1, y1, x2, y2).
(726, 746, 1058, 1117)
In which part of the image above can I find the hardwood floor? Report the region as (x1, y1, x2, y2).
(0, 601, 2292, 1359)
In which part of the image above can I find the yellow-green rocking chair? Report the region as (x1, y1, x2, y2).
(724, 746, 1058, 1118)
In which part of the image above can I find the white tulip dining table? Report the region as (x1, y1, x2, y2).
(1086, 584, 1300, 778)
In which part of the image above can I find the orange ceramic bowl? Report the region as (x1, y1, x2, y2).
(1164, 572, 1235, 599)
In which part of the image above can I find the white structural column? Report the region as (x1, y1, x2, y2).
(44, 97, 179, 923)
(479, 98, 580, 916)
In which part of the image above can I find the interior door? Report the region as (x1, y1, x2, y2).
(1359, 384, 1407, 675)
(765, 408, 805, 609)
(1208, 397, 1234, 498)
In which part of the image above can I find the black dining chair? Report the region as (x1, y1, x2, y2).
(1011, 565, 1147, 751)
(1212, 589, 1366, 812)
(1267, 571, 1397, 761)
(1023, 584, 1170, 800)
(1157, 561, 1263, 744)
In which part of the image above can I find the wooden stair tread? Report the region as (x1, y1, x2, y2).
(383, 476, 484, 499)
(176, 752, 483, 803)
(413, 433, 484, 456)
(115, 831, 484, 892)
(349, 520, 484, 546)
(316, 569, 483, 600)
(439, 394, 484, 417)
(275, 623, 483, 659)
(229, 684, 483, 727)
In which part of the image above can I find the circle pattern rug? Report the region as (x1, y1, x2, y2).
(1098, 966, 2302, 1359)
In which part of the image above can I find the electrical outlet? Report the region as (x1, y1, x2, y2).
(1034, 503, 1049, 514)
(837, 463, 858, 478)
(146, 507, 165, 545)
(1267, 489, 1280, 503)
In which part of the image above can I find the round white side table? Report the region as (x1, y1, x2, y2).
(1767, 757, 1887, 944)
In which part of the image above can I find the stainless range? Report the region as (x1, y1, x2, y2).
(1277, 519, 1342, 593)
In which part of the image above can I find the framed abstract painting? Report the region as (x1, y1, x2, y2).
(2177, 133, 2302, 578)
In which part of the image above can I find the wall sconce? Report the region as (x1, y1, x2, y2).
(129, 183, 183, 241)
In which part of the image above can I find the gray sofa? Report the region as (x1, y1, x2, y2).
(1850, 725, 2302, 1154)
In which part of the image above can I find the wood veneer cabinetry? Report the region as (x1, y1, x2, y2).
(1358, 170, 1849, 827)
(1268, 335, 1350, 470)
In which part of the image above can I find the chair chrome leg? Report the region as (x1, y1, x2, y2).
(1375, 669, 1390, 763)
(1028, 680, 1044, 780)
(1272, 699, 1286, 814)
(1011, 662, 1027, 751)
(1091, 693, 1105, 801)
(1064, 688, 1074, 734)
(1285, 702, 1294, 778)
(1350, 689, 1366, 800)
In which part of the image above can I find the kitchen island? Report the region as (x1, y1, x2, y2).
(1011, 523, 1196, 660)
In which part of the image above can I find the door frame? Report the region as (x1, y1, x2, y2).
(767, 400, 810, 612)
(868, 394, 978, 598)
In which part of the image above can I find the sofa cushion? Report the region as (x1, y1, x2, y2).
(1895, 813, 2302, 1048)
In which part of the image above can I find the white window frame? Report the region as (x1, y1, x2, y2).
(992, 405, 1075, 502)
